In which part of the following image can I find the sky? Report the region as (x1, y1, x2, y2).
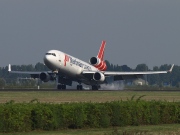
(0, 0, 180, 69)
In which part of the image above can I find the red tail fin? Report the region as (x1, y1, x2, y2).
(97, 40, 106, 60)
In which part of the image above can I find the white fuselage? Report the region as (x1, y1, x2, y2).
(44, 50, 98, 80)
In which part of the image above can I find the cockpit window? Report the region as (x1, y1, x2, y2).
(46, 53, 56, 57)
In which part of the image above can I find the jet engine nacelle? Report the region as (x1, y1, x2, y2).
(39, 72, 51, 82)
(89, 57, 107, 71)
(89, 57, 101, 66)
(93, 72, 105, 82)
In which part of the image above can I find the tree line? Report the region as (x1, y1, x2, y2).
(0, 61, 180, 87)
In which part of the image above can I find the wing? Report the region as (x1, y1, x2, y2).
(82, 64, 174, 80)
(8, 64, 53, 78)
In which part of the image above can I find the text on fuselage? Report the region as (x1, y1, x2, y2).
(64, 54, 92, 71)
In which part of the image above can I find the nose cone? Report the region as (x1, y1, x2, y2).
(43, 51, 58, 70)
(44, 55, 51, 65)
(44, 54, 56, 70)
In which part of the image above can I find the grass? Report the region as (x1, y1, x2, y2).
(0, 90, 180, 134)
(0, 124, 179, 135)
(0, 90, 180, 103)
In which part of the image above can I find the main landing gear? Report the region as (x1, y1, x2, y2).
(77, 81, 83, 90)
(91, 85, 99, 90)
(57, 84, 66, 90)
(57, 74, 73, 90)
(77, 85, 83, 90)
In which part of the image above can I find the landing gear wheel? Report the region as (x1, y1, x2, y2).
(57, 84, 62, 89)
(77, 85, 83, 90)
(57, 84, 66, 90)
(92, 85, 98, 90)
(62, 84, 66, 90)
(80, 85, 82, 90)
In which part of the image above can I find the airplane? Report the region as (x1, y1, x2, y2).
(8, 40, 174, 90)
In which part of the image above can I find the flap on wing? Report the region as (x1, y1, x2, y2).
(114, 75, 144, 81)
(104, 71, 168, 76)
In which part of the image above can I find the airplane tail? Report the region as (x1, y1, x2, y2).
(97, 40, 106, 61)
(89, 40, 107, 71)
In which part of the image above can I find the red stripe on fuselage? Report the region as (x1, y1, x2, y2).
(64, 54, 69, 66)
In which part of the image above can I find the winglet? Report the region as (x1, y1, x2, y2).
(8, 64, 11, 72)
(168, 64, 174, 73)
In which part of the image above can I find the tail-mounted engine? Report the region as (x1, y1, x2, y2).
(89, 41, 107, 71)
(89, 57, 107, 71)
(93, 72, 105, 82)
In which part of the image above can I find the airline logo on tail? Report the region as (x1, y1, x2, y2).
(97, 40, 106, 60)
(96, 40, 107, 71)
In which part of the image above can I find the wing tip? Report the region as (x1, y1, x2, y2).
(8, 64, 11, 72)
(168, 64, 174, 73)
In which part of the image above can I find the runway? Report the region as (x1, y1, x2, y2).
(0, 88, 180, 92)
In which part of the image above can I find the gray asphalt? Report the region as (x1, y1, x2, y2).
(0, 89, 180, 92)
